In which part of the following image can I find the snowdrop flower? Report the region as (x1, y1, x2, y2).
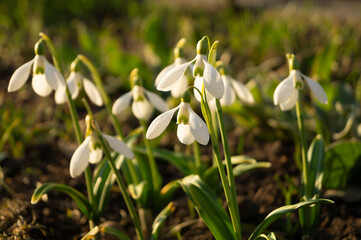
(55, 60, 103, 106)
(273, 54, 328, 111)
(70, 115, 134, 178)
(112, 68, 168, 121)
(8, 39, 64, 97)
(146, 91, 209, 145)
(215, 61, 255, 106)
(155, 38, 192, 98)
(157, 36, 224, 100)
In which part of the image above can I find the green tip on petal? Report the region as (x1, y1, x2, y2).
(34, 39, 46, 55)
(197, 37, 208, 55)
(286, 53, 300, 71)
(181, 90, 191, 103)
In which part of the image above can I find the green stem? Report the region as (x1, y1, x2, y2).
(192, 141, 202, 174)
(40, 33, 97, 227)
(84, 100, 144, 240)
(140, 119, 161, 193)
(295, 92, 309, 197)
(200, 95, 242, 240)
(215, 99, 242, 239)
(77, 54, 124, 139)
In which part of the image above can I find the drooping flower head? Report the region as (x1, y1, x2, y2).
(112, 68, 168, 121)
(155, 38, 192, 98)
(273, 54, 328, 111)
(55, 59, 103, 106)
(8, 39, 64, 97)
(157, 36, 224, 101)
(69, 115, 134, 178)
(146, 90, 209, 145)
(214, 61, 255, 106)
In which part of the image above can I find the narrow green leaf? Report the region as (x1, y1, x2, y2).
(31, 183, 91, 218)
(152, 202, 175, 240)
(233, 162, 271, 176)
(81, 225, 130, 240)
(179, 175, 236, 240)
(249, 199, 333, 240)
(208, 41, 219, 66)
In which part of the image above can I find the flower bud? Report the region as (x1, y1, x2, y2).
(196, 36, 208, 55)
(34, 39, 46, 56)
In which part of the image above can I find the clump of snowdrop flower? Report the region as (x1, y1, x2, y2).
(146, 90, 209, 145)
(215, 60, 255, 106)
(69, 115, 134, 178)
(55, 59, 103, 106)
(273, 54, 328, 111)
(155, 38, 193, 98)
(7, 39, 64, 97)
(157, 36, 224, 101)
(112, 68, 168, 121)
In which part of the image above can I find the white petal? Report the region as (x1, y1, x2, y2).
(273, 71, 296, 105)
(203, 59, 224, 99)
(220, 75, 236, 106)
(144, 89, 168, 112)
(194, 75, 214, 102)
(83, 78, 103, 106)
(32, 74, 53, 97)
(170, 75, 188, 98)
(230, 78, 255, 104)
(103, 134, 134, 159)
(69, 137, 91, 178)
(45, 60, 64, 90)
(302, 74, 328, 104)
(54, 86, 67, 104)
(89, 148, 103, 164)
(132, 99, 154, 120)
(155, 63, 175, 86)
(187, 104, 209, 145)
(68, 72, 80, 99)
(112, 91, 133, 115)
(280, 89, 298, 111)
(146, 106, 179, 139)
(157, 59, 194, 91)
(177, 124, 195, 145)
(8, 59, 34, 92)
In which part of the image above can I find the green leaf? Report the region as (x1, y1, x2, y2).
(31, 183, 91, 218)
(256, 232, 277, 240)
(151, 202, 175, 240)
(208, 41, 219, 66)
(179, 175, 236, 240)
(249, 199, 333, 240)
(323, 140, 361, 189)
(160, 180, 180, 207)
(233, 162, 271, 176)
(307, 135, 324, 196)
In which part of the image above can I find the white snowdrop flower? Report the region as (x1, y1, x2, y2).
(112, 69, 168, 121)
(69, 115, 134, 178)
(146, 91, 209, 145)
(7, 39, 64, 97)
(216, 61, 255, 106)
(155, 38, 191, 98)
(157, 37, 224, 100)
(55, 60, 103, 106)
(273, 54, 328, 111)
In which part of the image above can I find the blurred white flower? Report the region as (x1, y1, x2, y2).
(8, 41, 64, 97)
(112, 85, 168, 121)
(55, 71, 103, 106)
(146, 95, 209, 145)
(69, 116, 134, 178)
(273, 69, 328, 111)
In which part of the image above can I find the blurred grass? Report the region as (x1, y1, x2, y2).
(1, 0, 361, 157)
